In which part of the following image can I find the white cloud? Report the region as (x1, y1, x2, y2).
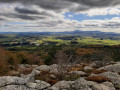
(109, 8, 120, 15)
(68, 14, 73, 18)
(0, 2, 120, 33)
(81, 8, 109, 17)
(77, 6, 120, 17)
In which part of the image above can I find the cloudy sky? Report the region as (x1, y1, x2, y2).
(0, 0, 120, 33)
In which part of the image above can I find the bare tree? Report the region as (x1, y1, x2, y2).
(54, 51, 73, 80)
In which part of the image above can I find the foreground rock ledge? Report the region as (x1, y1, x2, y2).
(0, 62, 120, 90)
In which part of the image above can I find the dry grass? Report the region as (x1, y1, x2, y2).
(47, 80, 58, 85)
(85, 76, 111, 83)
(7, 70, 20, 76)
(92, 69, 107, 74)
(18, 67, 33, 75)
(69, 67, 84, 71)
(68, 65, 84, 72)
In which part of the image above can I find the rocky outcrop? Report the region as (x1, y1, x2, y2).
(52, 81, 74, 90)
(98, 63, 120, 73)
(100, 72, 120, 89)
(0, 76, 50, 90)
(0, 62, 120, 90)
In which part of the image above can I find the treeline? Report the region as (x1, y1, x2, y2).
(0, 48, 44, 76)
(1, 45, 120, 76)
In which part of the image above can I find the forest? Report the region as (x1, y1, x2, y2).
(0, 31, 120, 76)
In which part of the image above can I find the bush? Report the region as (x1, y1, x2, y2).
(16, 51, 43, 65)
(0, 48, 19, 76)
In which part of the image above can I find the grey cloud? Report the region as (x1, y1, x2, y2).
(0, 18, 5, 21)
(15, 7, 40, 14)
(0, 0, 120, 12)
(67, 0, 120, 12)
(101, 22, 120, 28)
(84, 24, 99, 27)
(0, 13, 47, 21)
(15, 7, 57, 17)
(41, 20, 64, 27)
(16, 14, 38, 20)
(0, 0, 72, 12)
(67, 0, 112, 7)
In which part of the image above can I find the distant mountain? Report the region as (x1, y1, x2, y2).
(55, 30, 120, 40)
(1, 30, 120, 40)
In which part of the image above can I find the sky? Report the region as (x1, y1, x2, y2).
(0, 0, 120, 33)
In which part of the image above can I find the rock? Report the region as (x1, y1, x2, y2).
(72, 78, 92, 90)
(102, 82, 115, 90)
(69, 71, 86, 76)
(23, 69, 40, 82)
(27, 80, 51, 89)
(53, 81, 74, 90)
(100, 72, 120, 89)
(89, 73, 99, 77)
(35, 80, 51, 89)
(89, 63, 97, 68)
(36, 65, 50, 71)
(0, 76, 30, 90)
(89, 81, 115, 90)
(0, 76, 27, 87)
(0, 64, 119, 90)
(50, 74, 56, 79)
(91, 84, 113, 90)
(72, 77, 115, 90)
(45, 86, 59, 90)
(94, 61, 107, 67)
(0, 85, 31, 90)
(19, 64, 31, 68)
(49, 64, 59, 74)
(26, 83, 37, 88)
(98, 63, 120, 73)
(84, 66, 93, 71)
(0, 76, 51, 90)
(32, 65, 38, 68)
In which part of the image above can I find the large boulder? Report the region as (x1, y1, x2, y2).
(49, 64, 59, 74)
(0, 76, 27, 87)
(71, 78, 92, 90)
(90, 81, 115, 90)
(0, 85, 31, 90)
(0, 76, 51, 90)
(102, 82, 115, 90)
(0, 76, 29, 90)
(100, 71, 120, 89)
(98, 63, 120, 73)
(53, 81, 74, 90)
(72, 77, 115, 90)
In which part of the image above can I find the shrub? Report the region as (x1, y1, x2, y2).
(0, 48, 19, 76)
(16, 51, 43, 65)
